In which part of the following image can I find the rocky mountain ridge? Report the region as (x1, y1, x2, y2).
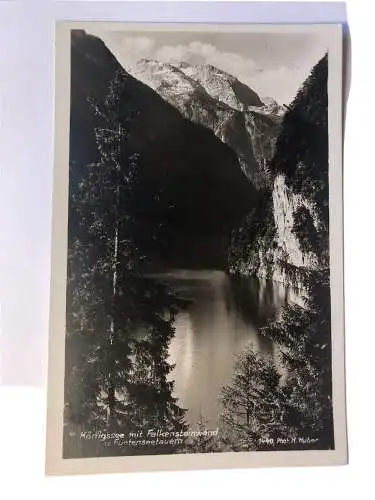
(128, 56, 328, 292)
(128, 58, 285, 189)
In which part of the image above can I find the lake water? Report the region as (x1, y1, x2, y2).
(153, 269, 294, 428)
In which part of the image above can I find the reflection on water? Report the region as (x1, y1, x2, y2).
(152, 270, 296, 428)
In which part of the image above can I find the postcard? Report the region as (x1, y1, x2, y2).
(46, 21, 346, 474)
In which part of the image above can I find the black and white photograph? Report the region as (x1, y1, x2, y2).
(46, 22, 346, 474)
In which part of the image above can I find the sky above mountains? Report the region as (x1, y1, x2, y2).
(86, 26, 328, 105)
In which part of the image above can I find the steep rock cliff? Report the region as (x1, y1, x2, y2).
(228, 54, 329, 291)
(229, 174, 320, 281)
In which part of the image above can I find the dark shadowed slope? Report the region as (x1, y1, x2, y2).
(70, 30, 257, 270)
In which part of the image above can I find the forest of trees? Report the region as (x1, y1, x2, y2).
(220, 268, 333, 451)
(64, 51, 334, 457)
(219, 54, 334, 451)
(64, 70, 188, 458)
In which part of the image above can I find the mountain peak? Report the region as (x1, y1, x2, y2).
(129, 58, 263, 111)
(256, 97, 287, 117)
(130, 58, 201, 97)
(125, 57, 282, 188)
(174, 61, 263, 111)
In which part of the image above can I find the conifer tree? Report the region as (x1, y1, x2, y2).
(221, 347, 290, 450)
(185, 414, 222, 453)
(64, 70, 186, 457)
